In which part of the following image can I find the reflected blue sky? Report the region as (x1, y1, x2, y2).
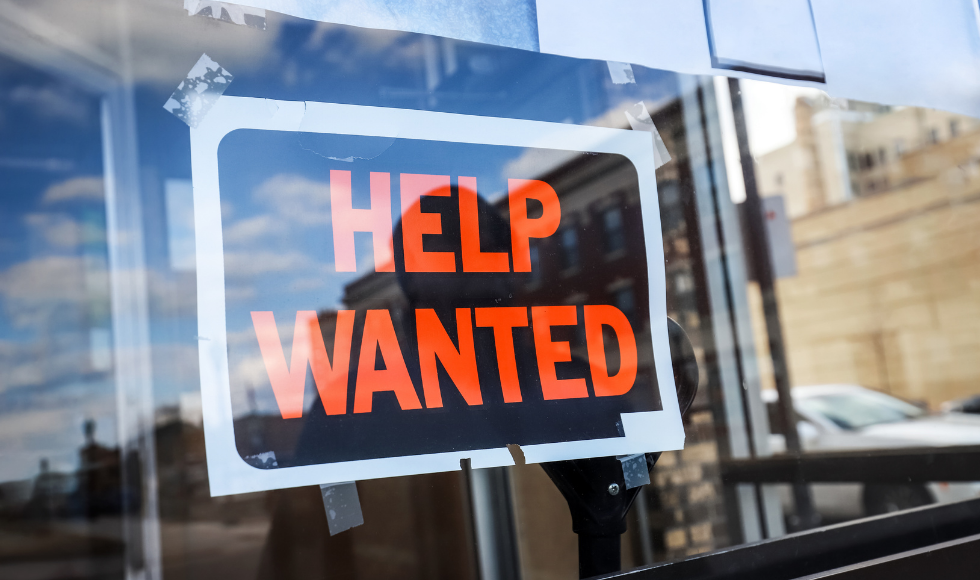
(0, 57, 115, 482)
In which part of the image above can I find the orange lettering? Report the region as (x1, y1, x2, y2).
(416, 308, 482, 407)
(531, 306, 588, 400)
(474, 307, 528, 403)
(584, 305, 637, 397)
(309, 311, 356, 414)
(509, 179, 561, 272)
(353, 310, 423, 413)
(330, 170, 394, 272)
(459, 177, 509, 272)
(400, 174, 456, 272)
(252, 310, 354, 419)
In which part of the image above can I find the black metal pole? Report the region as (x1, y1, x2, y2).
(579, 534, 621, 578)
(726, 77, 818, 530)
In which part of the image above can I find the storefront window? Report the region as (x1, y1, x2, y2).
(2, 2, 980, 579)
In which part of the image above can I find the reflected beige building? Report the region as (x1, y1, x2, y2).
(754, 98, 980, 407)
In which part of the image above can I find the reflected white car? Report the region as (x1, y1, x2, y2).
(763, 384, 980, 520)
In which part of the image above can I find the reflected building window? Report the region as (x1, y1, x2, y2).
(567, 298, 588, 348)
(861, 152, 875, 170)
(613, 286, 636, 325)
(602, 207, 625, 255)
(560, 227, 579, 271)
(528, 244, 542, 286)
(659, 180, 683, 231)
(674, 272, 694, 294)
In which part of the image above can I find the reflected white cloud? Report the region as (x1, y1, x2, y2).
(224, 250, 310, 278)
(151, 343, 201, 392)
(224, 284, 258, 302)
(230, 354, 270, 394)
(226, 318, 294, 414)
(288, 276, 325, 292)
(0, 256, 93, 327)
(223, 214, 284, 246)
(42, 176, 104, 204)
(8, 84, 90, 125)
(0, 335, 102, 395)
(253, 173, 332, 226)
(145, 269, 197, 317)
(24, 213, 82, 249)
(0, 340, 44, 390)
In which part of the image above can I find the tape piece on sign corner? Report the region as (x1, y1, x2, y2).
(163, 54, 234, 129)
(624, 102, 671, 169)
(185, 0, 266, 29)
(320, 482, 364, 536)
(618, 453, 651, 490)
(606, 61, 636, 85)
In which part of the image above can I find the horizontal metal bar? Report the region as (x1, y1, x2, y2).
(810, 532, 980, 580)
(719, 445, 980, 484)
(602, 497, 980, 580)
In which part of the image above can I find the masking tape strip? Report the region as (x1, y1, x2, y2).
(185, 0, 266, 29)
(164, 54, 234, 129)
(625, 101, 671, 169)
(320, 482, 364, 535)
(618, 453, 650, 489)
(607, 61, 636, 84)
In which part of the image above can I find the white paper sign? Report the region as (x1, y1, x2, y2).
(190, 96, 683, 496)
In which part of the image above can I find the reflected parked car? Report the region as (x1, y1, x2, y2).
(941, 394, 980, 414)
(764, 385, 980, 520)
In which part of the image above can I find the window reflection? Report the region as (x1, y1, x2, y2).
(602, 206, 626, 255)
(559, 227, 579, 271)
(752, 90, 980, 528)
(4, 1, 980, 578)
(612, 287, 636, 326)
(527, 245, 542, 287)
(0, 55, 124, 577)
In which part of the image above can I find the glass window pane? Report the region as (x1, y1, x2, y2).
(2, 3, 980, 578)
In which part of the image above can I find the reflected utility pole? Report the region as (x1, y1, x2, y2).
(727, 77, 818, 530)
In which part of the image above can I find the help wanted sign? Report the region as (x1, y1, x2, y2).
(190, 97, 683, 496)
